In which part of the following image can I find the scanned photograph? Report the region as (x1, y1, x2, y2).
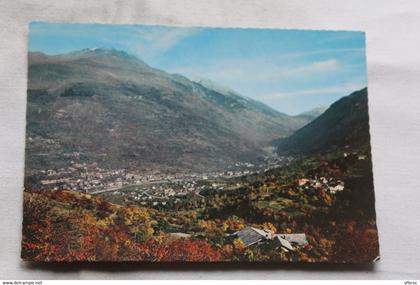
(22, 22, 379, 262)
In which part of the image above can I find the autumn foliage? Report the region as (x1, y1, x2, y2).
(21, 189, 223, 262)
(332, 221, 380, 262)
(22, 152, 379, 262)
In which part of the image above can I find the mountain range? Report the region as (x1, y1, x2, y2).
(276, 88, 371, 155)
(25, 49, 319, 174)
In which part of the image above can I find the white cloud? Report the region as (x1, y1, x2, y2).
(124, 26, 198, 61)
(174, 58, 341, 84)
(279, 47, 364, 59)
(259, 82, 366, 100)
(29, 23, 198, 61)
(274, 59, 339, 78)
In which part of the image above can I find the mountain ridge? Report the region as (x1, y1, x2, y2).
(276, 88, 370, 155)
(25, 49, 314, 175)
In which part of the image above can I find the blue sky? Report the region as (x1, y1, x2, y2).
(29, 22, 367, 115)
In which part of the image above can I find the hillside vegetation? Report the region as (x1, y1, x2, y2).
(276, 88, 371, 155)
(22, 150, 379, 262)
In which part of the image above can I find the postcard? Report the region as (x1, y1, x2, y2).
(22, 22, 379, 262)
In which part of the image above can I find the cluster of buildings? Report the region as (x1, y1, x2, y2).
(262, 154, 294, 172)
(33, 152, 287, 193)
(38, 162, 140, 192)
(167, 226, 309, 253)
(31, 149, 294, 207)
(110, 180, 204, 202)
(102, 175, 231, 208)
(297, 176, 345, 194)
(343, 151, 367, 161)
(232, 227, 309, 252)
(34, 160, 251, 207)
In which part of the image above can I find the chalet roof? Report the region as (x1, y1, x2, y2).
(234, 227, 273, 247)
(278, 233, 308, 246)
(273, 235, 295, 252)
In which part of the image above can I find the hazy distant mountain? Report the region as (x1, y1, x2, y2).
(276, 88, 371, 155)
(294, 106, 328, 122)
(192, 77, 292, 119)
(25, 49, 312, 174)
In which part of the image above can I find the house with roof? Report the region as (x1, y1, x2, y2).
(272, 235, 295, 252)
(232, 227, 274, 247)
(278, 233, 308, 247)
(232, 227, 309, 252)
